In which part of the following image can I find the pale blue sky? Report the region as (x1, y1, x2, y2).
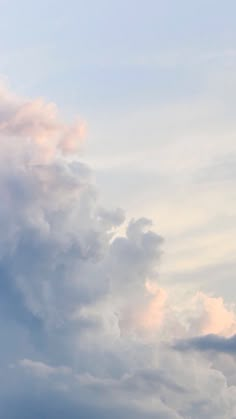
(1, 0, 236, 109)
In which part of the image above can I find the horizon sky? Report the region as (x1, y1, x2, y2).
(0, 1, 236, 418)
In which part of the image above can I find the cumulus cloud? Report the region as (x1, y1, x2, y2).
(0, 83, 236, 418)
(187, 292, 236, 337)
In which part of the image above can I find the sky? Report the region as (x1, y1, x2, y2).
(0, 1, 236, 418)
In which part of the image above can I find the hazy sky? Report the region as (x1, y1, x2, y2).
(0, 1, 236, 418)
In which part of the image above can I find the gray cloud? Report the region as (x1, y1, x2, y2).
(174, 334, 236, 354)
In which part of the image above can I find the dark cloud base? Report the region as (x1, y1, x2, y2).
(174, 334, 236, 353)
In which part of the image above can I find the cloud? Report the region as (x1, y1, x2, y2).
(188, 292, 236, 337)
(139, 282, 167, 331)
(0, 83, 86, 163)
(174, 334, 236, 354)
(119, 280, 167, 335)
(12, 350, 236, 419)
(0, 83, 236, 418)
(19, 359, 72, 378)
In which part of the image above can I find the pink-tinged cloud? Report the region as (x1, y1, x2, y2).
(0, 84, 86, 163)
(119, 281, 167, 336)
(59, 120, 87, 155)
(139, 281, 167, 330)
(191, 292, 236, 337)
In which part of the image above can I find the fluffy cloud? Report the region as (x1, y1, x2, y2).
(189, 292, 236, 337)
(0, 82, 86, 163)
(0, 84, 236, 418)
